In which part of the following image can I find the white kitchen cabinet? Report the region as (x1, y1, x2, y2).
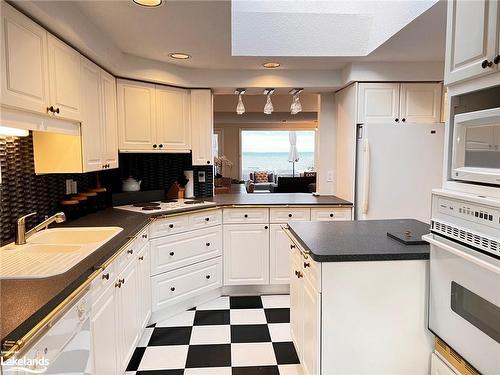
(223, 207, 269, 224)
(117, 79, 156, 151)
(156, 85, 191, 151)
(190, 89, 214, 166)
(100, 70, 119, 169)
(269, 224, 292, 284)
(0, 2, 49, 114)
(47, 34, 82, 121)
(430, 353, 459, 375)
(137, 243, 152, 331)
(310, 207, 352, 221)
(444, 0, 499, 85)
(302, 277, 321, 375)
(270, 207, 311, 223)
(289, 245, 303, 357)
(399, 83, 442, 123)
(223, 224, 270, 285)
(358, 83, 400, 123)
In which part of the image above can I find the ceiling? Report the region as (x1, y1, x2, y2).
(71, 0, 446, 71)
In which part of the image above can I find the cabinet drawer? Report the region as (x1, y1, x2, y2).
(151, 227, 222, 275)
(134, 226, 150, 252)
(115, 241, 136, 273)
(189, 209, 222, 229)
(301, 253, 321, 293)
(149, 215, 190, 238)
(223, 208, 269, 223)
(270, 208, 311, 223)
(90, 262, 117, 304)
(311, 207, 351, 221)
(151, 257, 222, 312)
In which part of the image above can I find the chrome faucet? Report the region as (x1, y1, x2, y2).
(15, 212, 66, 245)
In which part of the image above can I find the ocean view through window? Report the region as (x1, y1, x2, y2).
(241, 130, 315, 180)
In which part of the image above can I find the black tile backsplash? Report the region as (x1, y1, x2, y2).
(0, 134, 213, 244)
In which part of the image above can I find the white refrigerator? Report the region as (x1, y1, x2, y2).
(355, 121, 444, 223)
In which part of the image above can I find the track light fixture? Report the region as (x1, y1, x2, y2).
(289, 88, 303, 115)
(235, 88, 246, 115)
(263, 88, 275, 115)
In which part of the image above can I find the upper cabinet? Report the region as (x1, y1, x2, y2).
(358, 83, 442, 124)
(100, 70, 119, 169)
(0, 3, 82, 122)
(190, 89, 214, 166)
(117, 79, 192, 153)
(445, 0, 499, 85)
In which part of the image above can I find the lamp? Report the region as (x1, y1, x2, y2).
(289, 88, 303, 115)
(235, 88, 246, 115)
(263, 88, 275, 115)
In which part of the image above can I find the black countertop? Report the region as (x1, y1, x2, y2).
(209, 192, 352, 206)
(288, 219, 430, 262)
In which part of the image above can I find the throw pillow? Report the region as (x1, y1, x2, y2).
(255, 171, 269, 183)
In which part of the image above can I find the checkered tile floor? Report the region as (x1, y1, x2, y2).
(125, 295, 302, 375)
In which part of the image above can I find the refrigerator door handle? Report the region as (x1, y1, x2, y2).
(362, 138, 370, 214)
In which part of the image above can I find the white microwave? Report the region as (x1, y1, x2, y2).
(452, 107, 500, 186)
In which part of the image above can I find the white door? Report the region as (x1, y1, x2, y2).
(302, 278, 321, 375)
(269, 224, 291, 284)
(91, 284, 119, 375)
(47, 34, 82, 121)
(0, 3, 49, 114)
(100, 70, 119, 169)
(155, 85, 191, 151)
(116, 259, 140, 372)
(444, 0, 498, 84)
(358, 83, 400, 123)
(399, 83, 442, 124)
(289, 247, 303, 358)
(223, 224, 270, 285)
(117, 79, 156, 151)
(80, 58, 103, 172)
(137, 243, 152, 330)
(190, 89, 214, 166)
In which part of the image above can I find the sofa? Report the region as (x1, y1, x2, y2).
(246, 171, 276, 192)
(269, 176, 316, 193)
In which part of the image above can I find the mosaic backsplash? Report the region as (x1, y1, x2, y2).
(0, 134, 213, 244)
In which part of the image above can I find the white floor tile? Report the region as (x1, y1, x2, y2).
(231, 342, 277, 367)
(196, 296, 230, 310)
(156, 310, 195, 327)
(137, 327, 153, 347)
(268, 323, 292, 342)
(230, 308, 267, 325)
(184, 367, 232, 375)
(138, 345, 188, 370)
(261, 295, 290, 309)
(190, 325, 231, 345)
(124, 372, 136, 375)
(279, 364, 304, 375)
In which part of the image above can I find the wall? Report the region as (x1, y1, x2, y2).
(214, 122, 317, 180)
(316, 93, 337, 195)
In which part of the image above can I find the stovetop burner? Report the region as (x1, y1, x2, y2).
(142, 206, 162, 211)
(161, 199, 178, 203)
(184, 200, 205, 204)
(133, 202, 161, 207)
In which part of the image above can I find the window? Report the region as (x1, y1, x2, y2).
(241, 130, 315, 180)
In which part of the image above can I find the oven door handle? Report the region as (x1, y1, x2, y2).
(423, 234, 500, 275)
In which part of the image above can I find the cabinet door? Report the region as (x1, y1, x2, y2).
(289, 247, 303, 358)
(80, 58, 103, 172)
(399, 83, 442, 124)
(91, 284, 119, 375)
(156, 85, 191, 151)
(190, 89, 214, 166)
(302, 279, 321, 375)
(444, 0, 498, 84)
(358, 83, 400, 123)
(100, 70, 119, 169)
(116, 259, 140, 372)
(47, 34, 82, 121)
(223, 224, 270, 285)
(270, 224, 291, 284)
(137, 243, 152, 331)
(0, 3, 49, 114)
(117, 79, 156, 151)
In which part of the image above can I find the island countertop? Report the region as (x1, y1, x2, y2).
(288, 219, 430, 262)
(209, 192, 352, 206)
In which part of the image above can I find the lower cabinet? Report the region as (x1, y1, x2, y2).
(430, 353, 458, 375)
(270, 224, 292, 284)
(137, 242, 152, 331)
(223, 223, 270, 285)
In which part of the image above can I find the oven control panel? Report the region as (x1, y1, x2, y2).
(437, 197, 500, 228)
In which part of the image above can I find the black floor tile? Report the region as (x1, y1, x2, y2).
(231, 324, 271, 343)
(273, 342, 300, 365)
(230, 296, 263, 309)
(185, 344, 231, 368)
(136, 370, 184, 375)
(126, 347, 146, 371)
(193, 310, 230, 326)
(232, 365, 280, 375)
(264, 308, 290, 324)
(148, 327, 192, 346)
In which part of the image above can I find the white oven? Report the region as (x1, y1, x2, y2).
(451, 107, 500, 186)
(426, 190, 500, 374)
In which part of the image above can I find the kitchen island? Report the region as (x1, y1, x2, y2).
(285, 219, 433, 375)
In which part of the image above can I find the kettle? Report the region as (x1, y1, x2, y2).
(122, 177, 142, 192)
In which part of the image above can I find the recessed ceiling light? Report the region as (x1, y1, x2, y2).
(133, 0, 163, 7)
(168, 52, 191, 60)
(263, 62, 280, 69)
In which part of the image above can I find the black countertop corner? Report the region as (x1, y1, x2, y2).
(288, 219, 431, 262)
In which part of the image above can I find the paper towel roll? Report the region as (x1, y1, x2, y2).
(184, 170, 194, 198)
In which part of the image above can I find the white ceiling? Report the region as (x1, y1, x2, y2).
(70, 0, 446, 71)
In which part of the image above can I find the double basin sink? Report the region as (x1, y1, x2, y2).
(0, 227, 123, 279)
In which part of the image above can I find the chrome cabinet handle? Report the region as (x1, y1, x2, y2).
(102, 273, 110, 280)
(115, 281, 122, 288)
(481, 59, 493, 68)
(119, 278, 125, 284)
(206, 242, 210, 247)
(138, 256, 144, 261)
(206, 275, 211, 279)
(170, 287, 176, 292)
(169, 224, 174, 228)
(169, 251, 175, 256)
(142, 233, 148, 239)
(205, 217, 210, 221)
(303, 262, 310, 268)
(127, 249, 133, 254)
